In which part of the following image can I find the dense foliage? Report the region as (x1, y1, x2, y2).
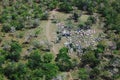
(0, 47, 59, 80)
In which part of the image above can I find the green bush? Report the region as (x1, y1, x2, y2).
(1, 24, 11, 32)
(59, 2, 73, 13)
(79, 68, 89, 80)
(55, 47, 73, 71)
(5, 41, 22, 62)
(82, 51, 100, 67)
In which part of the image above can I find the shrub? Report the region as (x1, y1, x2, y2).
(1, 24, 11, 32)
(79, 68, 89, 80)
(82, 51, 100, 67)
(59, 2, 73, 13)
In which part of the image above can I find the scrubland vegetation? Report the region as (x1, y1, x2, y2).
(0, 0, 120, 80)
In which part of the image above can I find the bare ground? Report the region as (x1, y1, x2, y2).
(45, 10, 58, 54)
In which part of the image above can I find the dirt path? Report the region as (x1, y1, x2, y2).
(45, 10, 74, 80)
(45, 10, 58, 54)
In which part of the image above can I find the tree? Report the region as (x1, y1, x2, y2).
(48, 0, 58, 10)
(90, 68, 100, 79)
(116, 41, 120, 50)
(78, 22, 86, 29)
(43, 53, 54, 63)
(56, 59, 72, 71)
(4, 62, 29, 80)
(15, 22, 24, 30)
(4, 62, 17, 80)
(73, 12, 79, 22)
(55, 47, 72, 71)
(59, 1, 73, 13)
(88, 16, 96, 24)
(100, 70, 112, 80)
(59, 47, 68, 54)
(95, 41, 106, 53)
(0, 55, 5, 67)
(0, 74, 5, 80)
(55, 47, 69, 61)
(41, 11, 49, 20)
(82, 51, 100, 67)
(28, 50, 42, 69)
(10, 41, 22, 53)
(15, 63, 29, 80)
(6, 41, 22, 61)
(73, 0, 87, 10)
(1, 23, 11, 32)
(31, 69, 44, 80)
(112, 0, 120, 13)
(27, 49, 59, 80)
(42, 63, 59, 80)
(113, 74, 120, 80)
(79, 68, 89, 80)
